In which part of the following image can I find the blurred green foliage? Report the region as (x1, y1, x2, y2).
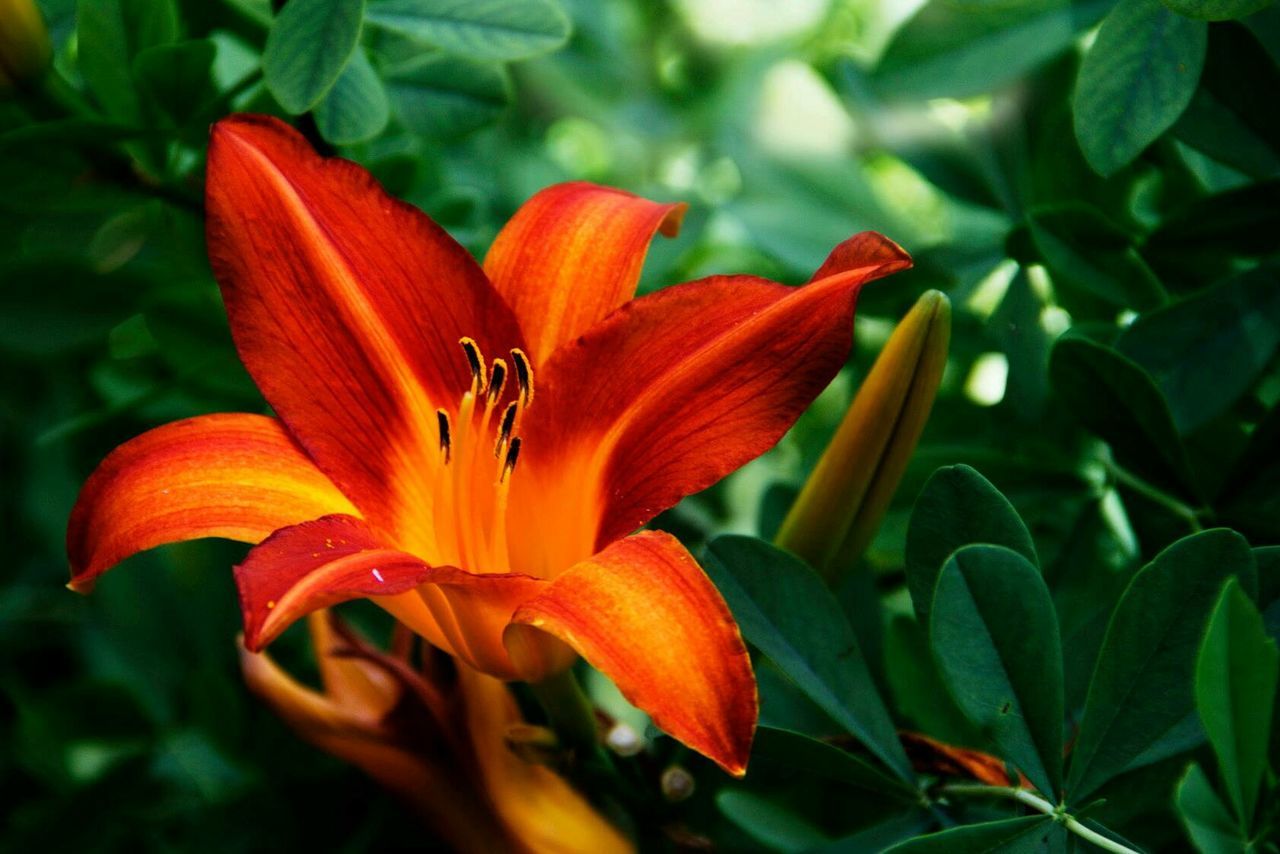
(2, 0, 1279, 850)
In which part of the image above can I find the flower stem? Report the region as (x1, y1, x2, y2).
(939, 784, 1141, 854)
(529, 668, 600, 760)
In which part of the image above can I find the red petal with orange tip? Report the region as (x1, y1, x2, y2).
(205, 114, 525, 547)
(236, 515, 436, 651)
(67, 413, 357, 592)
(515, 232, 911, 566)
(235, 514, 550, 676)
(506, 530, 757, 776)
(483, 181, 686, 365)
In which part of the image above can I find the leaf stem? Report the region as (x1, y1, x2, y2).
(939, 784, 1141, 854)
(1106, 462, 1205, 532)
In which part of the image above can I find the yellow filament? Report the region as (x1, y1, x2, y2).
(430, 339, 537, 577)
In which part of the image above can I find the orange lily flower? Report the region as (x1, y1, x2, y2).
(242, 611, 631, 853)
(66, 114, 911, 776)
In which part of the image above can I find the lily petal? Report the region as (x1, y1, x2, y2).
(235, 514, 554, 678)
(483, 181, 686, 365)
(456, 665, 634, 854)
(67, 413, 357, 592)
(239, 636, 515, 854)
(206, 115, 524, 551)
(506, 530, 756, 776)
(236, 515, 436, 651)
(515, 232, 911, 570)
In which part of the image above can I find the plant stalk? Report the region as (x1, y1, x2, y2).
(939, 784, 1141, 854)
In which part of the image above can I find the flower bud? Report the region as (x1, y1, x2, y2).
(0, 0, 52, 92)
(776, 290, 950, 582)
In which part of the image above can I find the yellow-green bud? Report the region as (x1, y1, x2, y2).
(776, 289, 950, 582)
(0, 0, 51, 91)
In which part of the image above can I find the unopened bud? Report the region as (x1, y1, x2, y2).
(605, 722, 644, 757)
(660, 765, 696, 802)
(776, 290, 950, 582)
(504, 723, 562, 766)
(0, 0, 51, 92)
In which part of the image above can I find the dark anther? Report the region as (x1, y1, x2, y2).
(487, 360, 507, 403)
(461, 338, 484, 383)
(495, 402, 518, 456)
(436, 409, 452, 463)
(502, 437, 522, 482)
(511, 349, 532, 406)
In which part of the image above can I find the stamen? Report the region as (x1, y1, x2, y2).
(486, 359, 507, 404)
(511, 348, 534, 407)
(436, 409, 452, 463)
(495, 402, 518, 457)
(460, 337, 485, 387)
(501, 437, 522, 482)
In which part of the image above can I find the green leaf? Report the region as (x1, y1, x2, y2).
(1026, 204, 1166, 311)
(1049, 337, 1197, 497)
(1116, 265, 1280, 434)
(76, 0, 179, 123)
(364, 0, 570, 62)
(132, 40, 218, 129)
(263, 0, 366, 114)
(1173, 24, 1280, 178)
(905, 465, 1037, 628)
(1195, 578, 1279, 830)
(314, 49, 390, 145)
(1177, 763, 1247, 854)
(882, 815, 1059, 853)
(885, 615, 986, 747)
(385, 54, 509, 138)
(1073, 0, 1207, 176)
(703, 536, 913, 782)
(716, 790, 831, 852)
(1067, 529, 1256, 800)
(752, 727, 918, 801)
(1217, 398, 1280, 535)
(930, 545, 1064, 798)
(1161, 0, 1272, 20)
(812, 811, 935, 853)
(1145, 182, 1280, 283)
(874, 0, 1112, 99)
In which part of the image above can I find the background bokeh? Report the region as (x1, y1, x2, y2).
(2, 0, 1277, 849)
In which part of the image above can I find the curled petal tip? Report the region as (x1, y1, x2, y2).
(658, 202, 689, 237)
